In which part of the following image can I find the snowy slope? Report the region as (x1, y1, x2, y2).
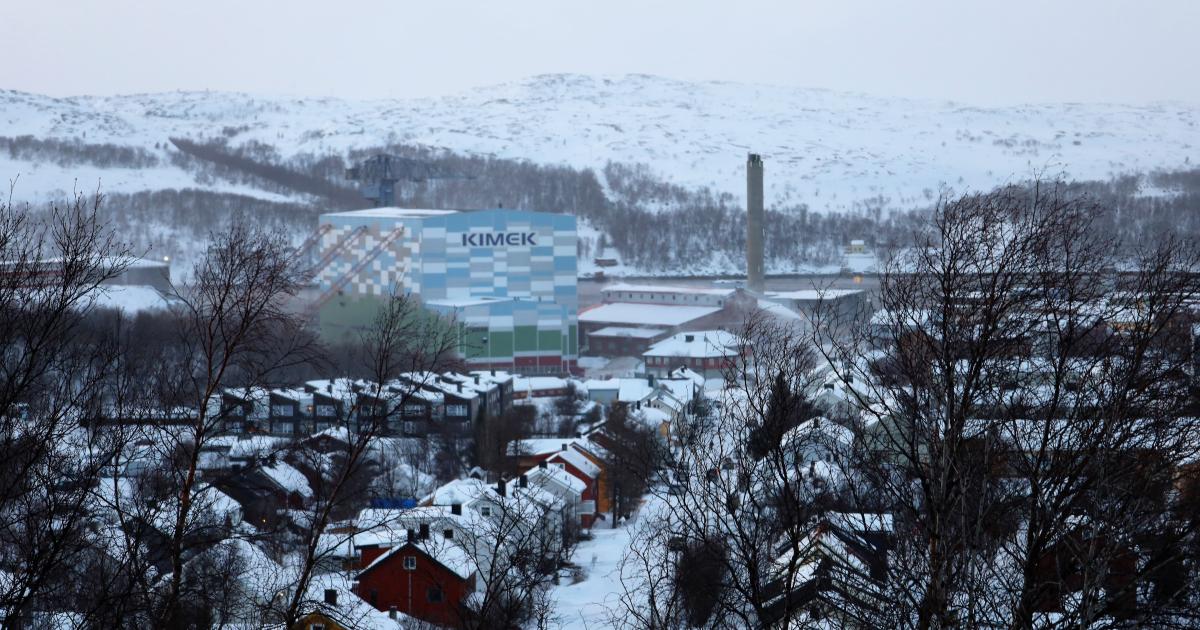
(1, 74, 1196, 211)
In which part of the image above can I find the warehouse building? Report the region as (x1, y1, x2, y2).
(579, 284, 761, 357)
(313, 208, 578, 375)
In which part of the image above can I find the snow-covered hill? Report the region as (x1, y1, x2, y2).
(1, 74, 1196, 211)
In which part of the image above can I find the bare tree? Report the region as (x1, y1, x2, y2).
(811, 184, 1200, 628)
(594, 405, 663, 529)
(275, 293, 460, 627)
(614, 312, 844, 628)
(134, 221, 318, 627)
(0, 192, 135, 628)
(453, 480, 576, 629)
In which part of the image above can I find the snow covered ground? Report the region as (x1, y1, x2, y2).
(2, 74, 1195, 211)
(551, 493, 667, 629)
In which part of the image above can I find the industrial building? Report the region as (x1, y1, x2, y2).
(766, 288, 869, 321)
(312, 208, 579, 375)
(578, 283, 766, 357)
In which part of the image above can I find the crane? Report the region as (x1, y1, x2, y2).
(345, 154, 473, 207)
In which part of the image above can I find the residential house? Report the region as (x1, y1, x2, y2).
(642, 330, 747, 380)
(512, 376, 573, 400)
(583, 378, 621, 405)
(508, 439, 606, 527)
(467, 369, 515, 417)
(760, 515, 890, 628)
(269, 388, 315, 436)
(585, 326, 668, 357)
(304, 378, 357, 432)
(351, 382, 396, 434)
(292, 574, 413, 629)
(544, 449, 601, 528)
(217, 387, 269, 433)
(412, 373, 482, 434)
(510, 465, 586, 529)
(508, 438, 582, 472)
(355, 532, 477, 627)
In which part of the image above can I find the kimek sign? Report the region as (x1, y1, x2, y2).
(460, 232, 538, 247)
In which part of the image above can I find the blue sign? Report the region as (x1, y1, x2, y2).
(370, 497, 417, 509)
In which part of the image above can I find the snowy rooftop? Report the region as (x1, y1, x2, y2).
(399, 373, 481, 400)
(756, 298, 804, 318)
(514, 376, 569, 392)
(632, 406, 672, 429)
(602, 283, 735, 297)
(644, 330, 744, 358)
(547, 448, 601, 479)
(362, 531, 477, 580)
(617, 378, 655, 403)
(769, 289, 864, 301)
(322, 207, 459, 219)
(439, 372, 497, 396)
(305, 378, 358, 400)
(428, 478, 492, 506)
(582, 378, 620, 392)
(579, 302, 720, 326)
(667, 365, 706, 386)
(589, 326, 666, 338)
(521, 464, 587, 494)
(509, 438, 577, 457)
(468, 369, 515, 385)
(270, 387, 313, 405)
(658, 378, 697, 403)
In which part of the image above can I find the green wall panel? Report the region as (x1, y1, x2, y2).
(538, 329, 562, 351)
(488, 330, 514, 358)
(514, 325, 538, 351)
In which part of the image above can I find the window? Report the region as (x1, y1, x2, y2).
(403, 555, 417, 570)
(444, 529, 454, 539)
(428, 587, 444, 603)
(480, 506, 492, 517)
(404, 421, 419, 434)
(271, 404, 294, 416)
(309, 625, 326, 630)
(403, 404, 425, 416)
(446, 404, 468, 417)
(315, 404, 335, 417)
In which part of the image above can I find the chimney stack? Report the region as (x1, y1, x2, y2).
(746, 153, 765, 293)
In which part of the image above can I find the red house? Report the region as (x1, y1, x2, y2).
(545, 449, 602, 528)
(356, 533, 477, 627)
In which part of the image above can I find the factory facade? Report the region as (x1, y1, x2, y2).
(314, 208, 579, 375)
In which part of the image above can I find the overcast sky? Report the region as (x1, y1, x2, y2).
(2, 0, 1196, 105)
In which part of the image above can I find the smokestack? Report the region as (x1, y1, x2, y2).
(746, 153, 765, 293)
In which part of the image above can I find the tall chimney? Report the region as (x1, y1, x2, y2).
(746, 153, 765, 293)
